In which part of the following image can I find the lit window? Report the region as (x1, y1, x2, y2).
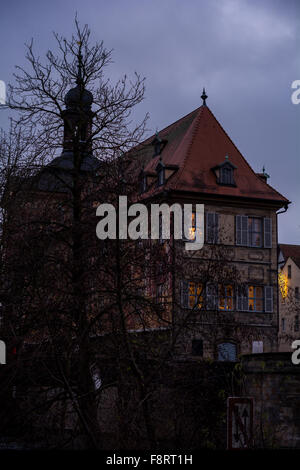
(219, 284, 233, 310)
(188, 282, 203, 309)
(183, 212, 196, 241)
(248, 286, 264, 312)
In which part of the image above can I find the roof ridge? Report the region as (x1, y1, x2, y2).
(138, 106, 201, 148)
(172, 106, 204, 190)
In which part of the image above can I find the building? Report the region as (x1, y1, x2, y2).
(278, 244, 300, 351)
(129, 89, 289, 360)
(1, 77, 293, 448)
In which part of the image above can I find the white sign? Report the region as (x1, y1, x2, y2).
(227, 397, 253, 449)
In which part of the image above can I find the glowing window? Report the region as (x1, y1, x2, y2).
(218, 284, 233, 310)
(188, 282, 203, 309)
(248, 286, 263, 312)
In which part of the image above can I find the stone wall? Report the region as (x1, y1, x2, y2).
(242, 352, 300, 448)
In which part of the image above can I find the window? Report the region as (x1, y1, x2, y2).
(248, 285, 264, 312)
(156, 284, 164, 304)
(158, 214, 164, 244)
(181, 281, 203, 309)
(141, 175, 147, 193)
(189, 282, 203, 309)
(248, 217, 262, 247)
(157, 167, 165, 186)
(183, 211, 196, 242)
(252, 341, 263, 353)
(281, 318, 285, 332)
(236, 216, 272, 248)
(237, 285, 273, 313)
(192, 339, 203, 356)
(295, 287, 299, 300)
(217, 343, 237, 361)
(90, 364, 102, 391)
(220, 166, 234, 185)
(288, 265, 292, 279)
(295, 315, 299, 332)
(206, 212, 219, 244)
(218, 284, 233, 310)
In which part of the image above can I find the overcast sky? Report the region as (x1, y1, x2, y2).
(0, 0, 299, 243)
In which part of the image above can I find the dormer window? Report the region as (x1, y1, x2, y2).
(140, 171, 148, 193)
(212, 156, 237, 186)
(141, 175, 147, 192)
(151, 132, 167, 158)
(158, 167, 164, 186)
(220, 166, 234, 185)
(156, 160, 165, 186)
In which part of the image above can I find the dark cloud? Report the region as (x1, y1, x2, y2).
(0, 0, 299, 242)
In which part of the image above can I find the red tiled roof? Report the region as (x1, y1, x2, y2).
(135, 104, 289, 205)
(279, 244, 300, 269)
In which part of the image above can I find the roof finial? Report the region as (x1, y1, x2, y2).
(262, 165, 270, 179)
(201, 87, 208, 106)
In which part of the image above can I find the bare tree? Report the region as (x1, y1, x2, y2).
(0, 18, 148, 449)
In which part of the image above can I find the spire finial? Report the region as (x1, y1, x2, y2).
(201, 87, 208, 106)
(76, 41, 83, 87)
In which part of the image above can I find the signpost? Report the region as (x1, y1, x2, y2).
(227, 397, 253, 449)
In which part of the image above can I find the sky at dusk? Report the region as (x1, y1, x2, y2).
(0, 0, 299, 243)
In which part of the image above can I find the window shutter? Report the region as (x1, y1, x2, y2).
(236, 215, 242, 245)
(214, 213, 219, 243)
(264, 286, 273, 312)
(181, 280, 189, 308)
(206, 213, 214, 243)
(236, 287, 242, 311)
(236, 285, 248, 311)
(241, 216, 248, 246)
(206, 283, 217, 310)
(264, 218, 272, 248)
(206, 213, 219, 243)
(242, 291, 249, 311)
